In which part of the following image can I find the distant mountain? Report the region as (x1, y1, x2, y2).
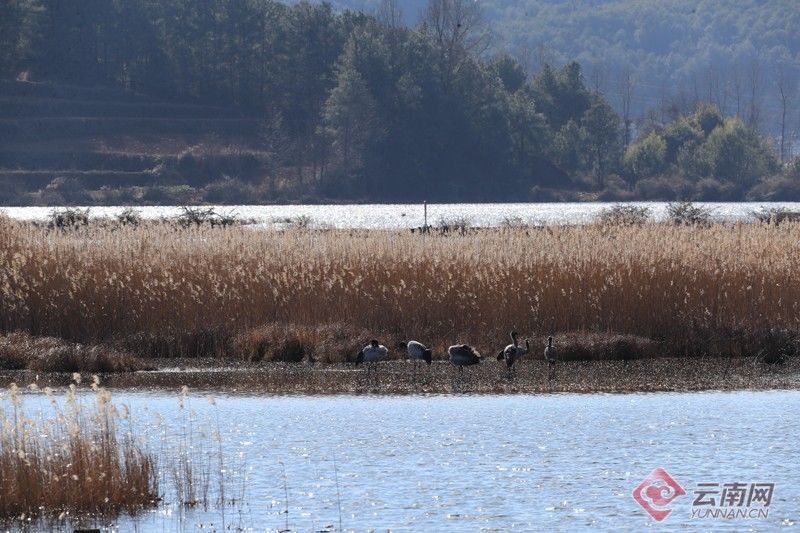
(305, 0, 800, 137)
(283, 0, 427, 25)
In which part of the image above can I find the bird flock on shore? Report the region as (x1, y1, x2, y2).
(355, 331, 558, 382)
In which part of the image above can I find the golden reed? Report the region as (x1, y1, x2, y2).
(0, 379, 157, 519)
(0, 220, 797, 360)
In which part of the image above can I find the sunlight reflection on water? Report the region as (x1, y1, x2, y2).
(4, 389, 799, 532)
(4, 202, 800, 229)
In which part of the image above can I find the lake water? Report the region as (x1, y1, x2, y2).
(6, 389, 799, 532)
(3, 202, 800, 229)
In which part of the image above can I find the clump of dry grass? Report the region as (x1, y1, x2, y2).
(553, 332, 658, 361)
(233, 323, 311, 363)
(1, 222, 799, 361)
(233, 322, 386, 363)
(0, 333, 29, 370)
(0, 382, 158, 520)
(0, 332, 152, 372)
(117, 329, 231, 359)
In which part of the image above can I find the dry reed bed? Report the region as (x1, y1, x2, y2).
(0, 380, 157, 521)
(0, 332, 152, 372)
(1, 221, 799, 361)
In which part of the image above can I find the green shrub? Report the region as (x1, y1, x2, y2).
(623, 131, 667, 179)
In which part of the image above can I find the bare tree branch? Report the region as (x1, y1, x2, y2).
(419, 0, 491, 82)
(775, 60, 797, 162)
(376, 0, 403, 29)
(747, 57, 762, 130)
(617, 66, 636, 147)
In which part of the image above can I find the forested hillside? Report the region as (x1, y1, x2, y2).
(0, 0, 797, 205)
(309, 0, 799, 138)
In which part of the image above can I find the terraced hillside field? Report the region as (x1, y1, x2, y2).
(0, 80, 288, 205)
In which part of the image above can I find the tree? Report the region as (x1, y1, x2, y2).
(419, 0, 490, 85)
(282, 2, 349, 180)
(0, 0, 43, 77)
(581, 98, 622, 184)
(617, 66, 636, 147)
(532, 62, 591, 128)
(776, 61, 797, 163)
(696, 118, 777, 188)
(376, 0, 403, 28)
(36, 0, 114, 83)
(589, 61, 607, 93)
(623, 131, 666, 180)
(731, 63, 744, 119)
(693, 103, 723, 136)
(662, 117, 703, 165)
(550, 120, 586, 174)
(323, 46, 383, 187)
(746, 57, 762, 130)
(489, 55, 527, 93)
(703, 65, 728, 116)
(507, 91, 549, 177)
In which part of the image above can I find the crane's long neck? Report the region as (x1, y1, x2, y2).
(511, 332, 518, 346)
(524, 339, 530, 353)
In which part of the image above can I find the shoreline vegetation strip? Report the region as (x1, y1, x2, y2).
(0, 217, 798, 380)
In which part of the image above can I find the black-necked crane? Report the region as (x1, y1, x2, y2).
(497, 331, 530, 375)
(544, 336, 557, 363)
(398, 340, 432, 376)
(356, 339, 388, 378)
(544, 336, 557, 380)
(448, 344, 481, 384)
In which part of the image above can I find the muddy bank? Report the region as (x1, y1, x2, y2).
(2, 357, 797, 395)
